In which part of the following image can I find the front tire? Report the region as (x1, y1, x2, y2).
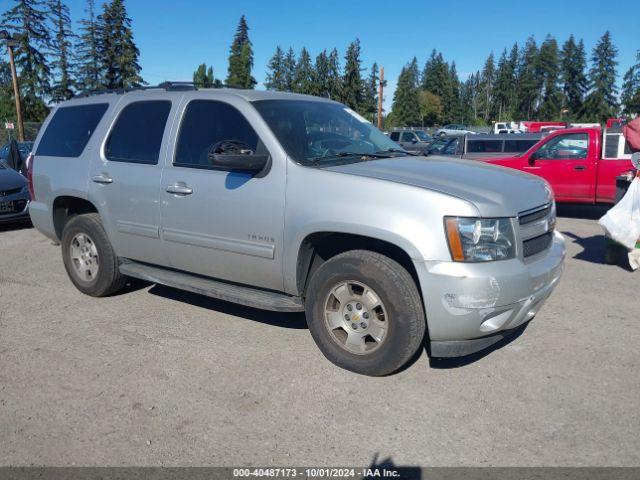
(61, 213, 126, 297)
(305, 250, 426, 376)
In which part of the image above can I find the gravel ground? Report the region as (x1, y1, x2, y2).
(0, 210, 638, 467)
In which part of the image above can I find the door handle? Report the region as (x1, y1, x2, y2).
(574, 165, 587, 171)
(92, 173, 113, 184)
(165, 184, 193, 195)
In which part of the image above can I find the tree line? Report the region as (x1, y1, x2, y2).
(1, 2, 639, 129)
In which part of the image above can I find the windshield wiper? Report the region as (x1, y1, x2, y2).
(374, 148, 416, 156)
(308, 151, 391, 163)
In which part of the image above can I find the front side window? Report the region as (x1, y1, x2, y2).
(414, 130, 430, 141)
(253, 100, 403, 166)
(37, 103, 109, 158)
(533, 133, 588, 160)
(174, 100, 261, 169)
(105, 101, 171, 165)
(400, 132, 415, 142)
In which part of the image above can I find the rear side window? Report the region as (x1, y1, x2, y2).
(105, 101, 171, 165)
(174, 100, 259, 168)
(467, 140, 503, 153)
(36, 103, 108, 157)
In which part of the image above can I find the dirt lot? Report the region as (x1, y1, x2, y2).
(0, 209, 638, 467)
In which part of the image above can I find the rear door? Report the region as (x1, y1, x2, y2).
(523, 132, 596, 202)
(89, 95, 177, 265)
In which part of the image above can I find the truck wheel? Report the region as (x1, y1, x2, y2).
(61, 213, 126, 297)
(305, 250, 426, 376)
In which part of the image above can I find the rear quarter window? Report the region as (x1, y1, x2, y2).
(36, 103, 109, 157)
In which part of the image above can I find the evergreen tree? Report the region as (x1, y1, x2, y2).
(506, 43, 519, 116)
(75, 0, 101, 91)
(621, 50, 640, 116)
(560, 36, 588, 119)
(49, 0, 74, 102)
(264, 46, 286, 91)
(326, 48, 342, 101)
(515, 37, 541, 119)
(391, 58, 421, 126)
(492, 49, 514, 121)
(1, 0, 51, 120)
(461, 71, 481, 123)
(446, 62, 462, 123)
(362, 62, 379, 122)
(537, 35, 562, 120)
(313, 50, 330, 97)
(282, 47, 296, 92)
(0, 60, 16, 121)
(99, 0, 143, 89)
(342, 39, 364, 111)
(293, 47, 314, 94)
(225, 15, 256, 89)
(581, 31, 618, 122)
(478, 52, 496, 121)
(193, 63, 221, 88)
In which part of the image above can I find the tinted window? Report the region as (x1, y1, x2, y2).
(389, 132, 400, 141)
(504, 139, 538, 153)
(36, 103, 108, 157)
(175, 100, 260, 168)
(400, 132, 415, 142)
(604, 134, 620, 158)
(467, 140, 503, 153)
(443, 138, 459, 154)
(534, 133, 588, 160)
(105, 101, 171, 165)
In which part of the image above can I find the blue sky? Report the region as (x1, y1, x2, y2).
(7, 0, 640, 109)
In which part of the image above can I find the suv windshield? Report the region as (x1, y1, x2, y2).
(414, 130, 430, 141)
(253, 99, 405, 166)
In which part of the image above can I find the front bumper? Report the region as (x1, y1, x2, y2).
(414, 231, 566, 356)
(0, 192, 30, 224)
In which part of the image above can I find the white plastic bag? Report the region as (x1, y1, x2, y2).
(599, 177, 640, 250)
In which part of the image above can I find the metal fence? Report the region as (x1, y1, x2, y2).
(1, 122, 42, 144)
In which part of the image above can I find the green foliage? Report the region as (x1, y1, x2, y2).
(560, 36, 587, 119)
(621, 50, 640, 116)
(362, 62, 378, 122)
(515, 36, 542, 120)
(581, 31, 618, 122)
(49, 0, 75, 102)
(391, 59, 421, 127)
(225, 15, 256, 89)
(478, 52, 496, 121)
(538, 35, 563, 120)
(193, 63, 221, 88)
(326, 48, 342, 101)
(293, 47, 314, 94)
(282, 47, 296, 92)
(418, 90, 442, 126)
(342, 39, 364, 112)
(1, 0, 51, 120)
(75, 0, 101, 91)
(492, 49, 515, 121)
(99, 0, 143, 89)
(264, 46, 286, 91)
(312, 50, 330, 97)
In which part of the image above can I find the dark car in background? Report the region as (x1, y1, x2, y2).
(0, 160, 30, 224)
(0, 141, 34, 164)
(425, 133, 542, 159)
(389, 129, 432, 154)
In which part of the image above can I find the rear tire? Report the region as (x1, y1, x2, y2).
(305, 250, 426, 376)
(61, 213, 126, 297)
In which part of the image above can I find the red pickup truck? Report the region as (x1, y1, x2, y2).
(485, 127, 635, 204)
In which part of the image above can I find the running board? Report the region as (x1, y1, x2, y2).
(119, 260, 305, 312)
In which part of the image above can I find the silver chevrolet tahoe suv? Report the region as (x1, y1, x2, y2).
(27, 84, 565, 376)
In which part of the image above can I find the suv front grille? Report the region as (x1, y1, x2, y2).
(518, 203, 555, 258)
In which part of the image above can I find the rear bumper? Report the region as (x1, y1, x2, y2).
(415, 231, 565, 353)
(28, 200, 57, 240)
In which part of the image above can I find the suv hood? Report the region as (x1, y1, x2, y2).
(0, 163, 27, 191)
(326, 155, 551, 217)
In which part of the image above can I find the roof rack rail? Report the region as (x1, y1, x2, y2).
(73, 81, 197, 99)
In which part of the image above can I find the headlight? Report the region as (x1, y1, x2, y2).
(445, 217, 516, 262)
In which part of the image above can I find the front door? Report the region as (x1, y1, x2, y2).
(159, 96, 286, 291)
(89, 97, 176, 265)
(523, 132, 596, 202)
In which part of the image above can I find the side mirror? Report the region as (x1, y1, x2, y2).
(528, 152, 537, 165)
(207, 141, 269, 173)
(632, 152, 640, 169)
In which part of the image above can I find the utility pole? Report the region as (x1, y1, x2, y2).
(1, 30, 25, 142)
(377, 66, 384, 130)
